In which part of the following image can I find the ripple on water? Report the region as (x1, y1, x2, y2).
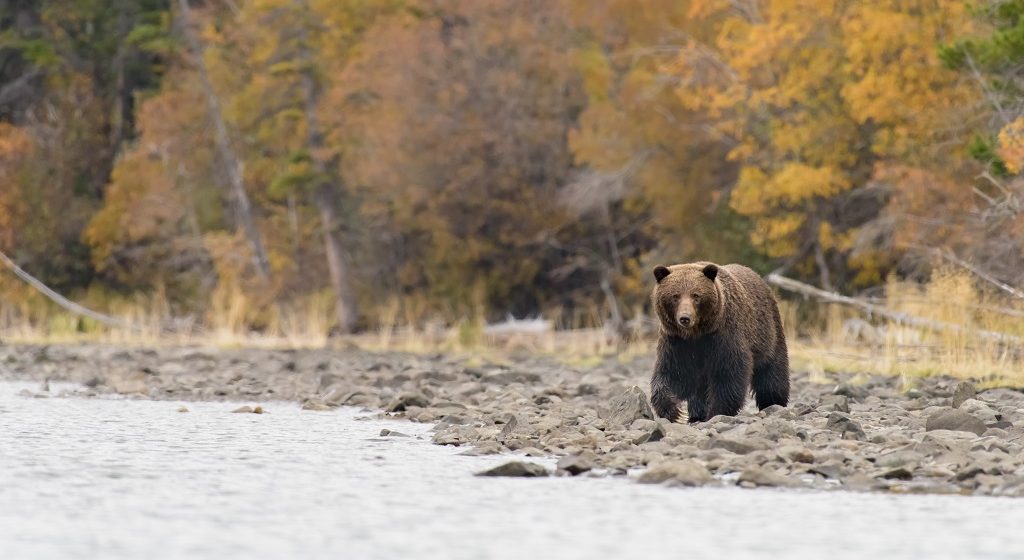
(1, 381, 1023, 560)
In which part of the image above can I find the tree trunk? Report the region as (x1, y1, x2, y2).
(301, 65, 358, 333)
(175, 0, 271, 280)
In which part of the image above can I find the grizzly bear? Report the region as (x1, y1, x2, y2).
(650, 262, 789, 423)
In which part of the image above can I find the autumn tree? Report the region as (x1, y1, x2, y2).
(669, 0, 972, 288)
(0, 1, 169, 289)
(935, 0, 1024, 285)
(338, 0, 638, 321)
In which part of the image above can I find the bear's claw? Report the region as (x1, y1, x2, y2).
(675, 409, 688, 424)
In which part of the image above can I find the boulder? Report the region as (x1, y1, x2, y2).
(607, 386, 655, 426)
(925, 409, 987, 436)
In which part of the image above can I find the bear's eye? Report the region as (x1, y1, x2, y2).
(691, 293, 700, 301)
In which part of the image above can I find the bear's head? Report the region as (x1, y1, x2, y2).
(651, 262, 722, 338)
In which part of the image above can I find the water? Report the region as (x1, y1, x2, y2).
(1, 382, 1023, 560)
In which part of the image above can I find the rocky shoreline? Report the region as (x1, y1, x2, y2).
(3, 343, 1023, 497)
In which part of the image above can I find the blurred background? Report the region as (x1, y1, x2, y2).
(0, 0, 1022, 369)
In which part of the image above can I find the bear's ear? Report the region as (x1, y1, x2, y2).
(653, 265, 671, 283)
(702, 263, 719, 281)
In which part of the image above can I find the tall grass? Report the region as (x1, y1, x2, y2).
(787, 269, 1024, 387)
(2, 268, 1022, 386)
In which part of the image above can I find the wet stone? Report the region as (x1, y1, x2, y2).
(637, 460, 714, 487)
(385, 392, 430, 413)
(737, 466, 796, 488)
(475, 461, 549, 478)
(557, 452, 598, 476)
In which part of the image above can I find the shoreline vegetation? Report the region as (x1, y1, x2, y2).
(2, 264, 1022, 387)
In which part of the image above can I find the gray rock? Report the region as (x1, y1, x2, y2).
(498, 414, 537, 441)
(875, 448, 923, 469)
(457, 442, 504, 456)
(380, 428, 410, 437)
(778, 445, 815, 464)
(476, 461, 549, 477)
(759, 404, 789, 417)
(842, 473, 887, 491)
(808, 463, 843, 479)
(432, 425, 478, 446)
(833, 383, 868, 400)
(557, 452, 598, 475)
(607, 386, 655, 426)
(638, 460, 714, 486)
(704, 435, 763, 455)
(957, 399, 1000, 425)
(482, 371, 543, 385)
(826, 412, 866, 440)
(925, 409, 987, 436)
(952, 382, 976, 408)
(663, 422, 703, 445)
(878, 467, 914, 480)
(819, 395, 850, 413)
(631, 422, 667, 445)
(385, 392, 430, 412)
(738, 466, 796, 488)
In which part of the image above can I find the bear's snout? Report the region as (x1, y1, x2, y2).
(678, 313, 692, 326)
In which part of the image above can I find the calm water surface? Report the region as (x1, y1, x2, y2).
(1, 382, 1022, 560)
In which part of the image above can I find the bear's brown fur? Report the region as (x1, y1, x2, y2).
(649, 261, 789, 422)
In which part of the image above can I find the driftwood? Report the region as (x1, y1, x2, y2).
(0, 250, 136, 330)
(934, 248, 1024, 301)
(766, 273, 1023, 345)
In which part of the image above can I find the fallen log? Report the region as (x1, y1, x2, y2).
(0, 249, 139, 330)
(765, 273, 1022, 346)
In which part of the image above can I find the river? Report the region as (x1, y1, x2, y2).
(1, 382, 1022, 559)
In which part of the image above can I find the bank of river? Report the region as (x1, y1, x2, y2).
(3, 343, 1024, 498)
(2, 381, 1024, 560)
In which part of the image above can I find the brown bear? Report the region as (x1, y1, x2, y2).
(650, 261, 789, 423)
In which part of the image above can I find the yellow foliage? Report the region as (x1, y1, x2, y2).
(997, 117, 1024, 175)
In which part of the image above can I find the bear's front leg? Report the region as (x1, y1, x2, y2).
(685, 375, 711, 422)
(705, 340, 753, 418)
(651, 373, 683, 421)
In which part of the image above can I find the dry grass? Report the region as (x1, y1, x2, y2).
(787, 269, 1024, 388)
(2, 268, 1022, 387)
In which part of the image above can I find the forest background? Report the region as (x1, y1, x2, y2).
(1, 0, 1023, 368)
